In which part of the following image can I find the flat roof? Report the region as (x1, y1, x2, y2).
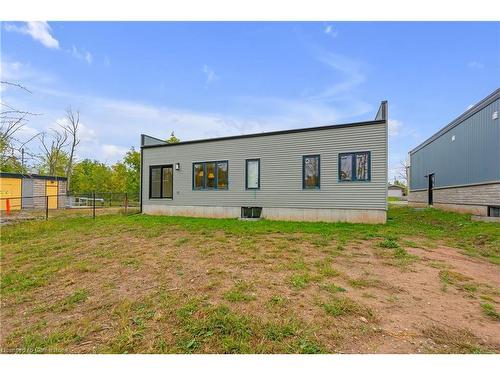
(409, 88, 500, 155)
(0, 172, 68, 181)
(142, 101, 387, 149)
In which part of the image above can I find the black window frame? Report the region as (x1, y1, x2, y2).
(149, 164, 173, 199)
(192, 160, 229, 191)
(338, 151, 371, 182)
(245, 158, 261, 190)
(302, 154, 321, 190)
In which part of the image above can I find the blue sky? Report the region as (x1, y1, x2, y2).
(2, 21, 499, 179)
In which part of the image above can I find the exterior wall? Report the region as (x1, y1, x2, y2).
(408, 182, 500, 215)
(58, 180, 67, 208)
(0, 177, 22, 210)
(22, 179, 34, 208)
(141, 120, 388, 222)
(143, 204, 386, 224)
(410, 95, 499, 191)
(33, 179, 46, 209)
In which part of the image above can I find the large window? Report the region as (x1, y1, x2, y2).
(150, 165, 173, 198)
(245, 159, 260, 190)
(339, 151, 371, 182)
(193, 161, 228, 190)
(303, 155, 320, 189)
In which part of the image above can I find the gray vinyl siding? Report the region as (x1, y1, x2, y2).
(142, 121, 387, 210)
(410, 96, 500, 191)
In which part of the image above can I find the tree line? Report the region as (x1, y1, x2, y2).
(1, 81, 178, 198)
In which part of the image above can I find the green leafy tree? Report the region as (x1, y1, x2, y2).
(123, 147, 140, 198)
(166, 131, 180, 144)
(70, 159, 112, 193)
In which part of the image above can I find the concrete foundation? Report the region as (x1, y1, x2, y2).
(408, 183, 500, 216)
(142, 205, 387, 224)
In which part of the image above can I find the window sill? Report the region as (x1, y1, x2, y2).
(192, 188, 229, 191)
(338, 180, 371, 183)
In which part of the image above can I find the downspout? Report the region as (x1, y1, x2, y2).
(382, 100, 389, 214)
(139, 135, 144, 214)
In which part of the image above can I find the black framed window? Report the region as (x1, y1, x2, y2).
(193, 163, 204, 190)
(150, 165, 173, 199)
(245, 159, 260, 190)
(192, 161, 228, 190)
(339, 151, 371, 182)
(303, 155, 320, 189)
(217, 161, 228, 189)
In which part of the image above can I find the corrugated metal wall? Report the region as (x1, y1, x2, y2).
(142, 121, 387, 210)
(410, 97, 500, 190)
(21, 179, 34, 208)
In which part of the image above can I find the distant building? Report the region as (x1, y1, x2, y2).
(0, 172, 67, 211)
(408, 89, 499, 217)
(388, 184, 404, 198)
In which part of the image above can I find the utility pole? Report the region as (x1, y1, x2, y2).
(21, 148, 24, 168)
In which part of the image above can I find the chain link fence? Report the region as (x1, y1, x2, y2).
(0, 192, 140, 225)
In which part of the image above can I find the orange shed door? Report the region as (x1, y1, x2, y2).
(46, 180, 58, 209)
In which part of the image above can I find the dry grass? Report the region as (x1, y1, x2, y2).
(1, 207, 499, 354)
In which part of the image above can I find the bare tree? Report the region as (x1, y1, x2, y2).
(38, 127, 69, 176)
(58, 107, 80, 187)
(0, 81, 41, 171)
(393, 158, 410, 195)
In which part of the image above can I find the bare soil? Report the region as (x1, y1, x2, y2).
(1, 225, 499, 353)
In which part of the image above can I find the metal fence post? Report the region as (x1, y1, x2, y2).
(92, 191, 96, 219)
(124, 193, 128, 215)
(46, 195, 49, 220)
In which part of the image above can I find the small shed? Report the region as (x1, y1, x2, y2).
(0, 172, 68, 211)
(388, 184, 405, 198)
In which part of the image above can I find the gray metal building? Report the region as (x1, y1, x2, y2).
(408, 88, 500, 216)
(140, 101, 388, 223)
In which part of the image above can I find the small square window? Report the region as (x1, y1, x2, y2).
(339, 152, 371, 182)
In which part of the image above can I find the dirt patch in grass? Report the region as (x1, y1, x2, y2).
(407, 245, 500, 287)
(1, 212, 499, 353)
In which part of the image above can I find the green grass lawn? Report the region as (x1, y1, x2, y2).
(6, 205, 496, 262)
(1, 206, 499, 354)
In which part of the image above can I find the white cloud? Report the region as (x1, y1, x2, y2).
(309, 50, 366, 100)
(3, 54, 379, 166)
(202, 65, 219, 85)
(388, 119, 403, 137)
(467, 61, 484, 69)
(4, 22, 59, 49)
(324, 24, 339, 38)
(1, 59, 56, 86)
(55, 117, 97, 143)
(70, 45, 93, 64)
(101, 144, 129, 161)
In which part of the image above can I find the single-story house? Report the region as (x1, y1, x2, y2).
(408, 88, 499, 217)
(0, 172, 68, 211)
(140, 101, 388, 223)
(388, 184, 405, 198)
